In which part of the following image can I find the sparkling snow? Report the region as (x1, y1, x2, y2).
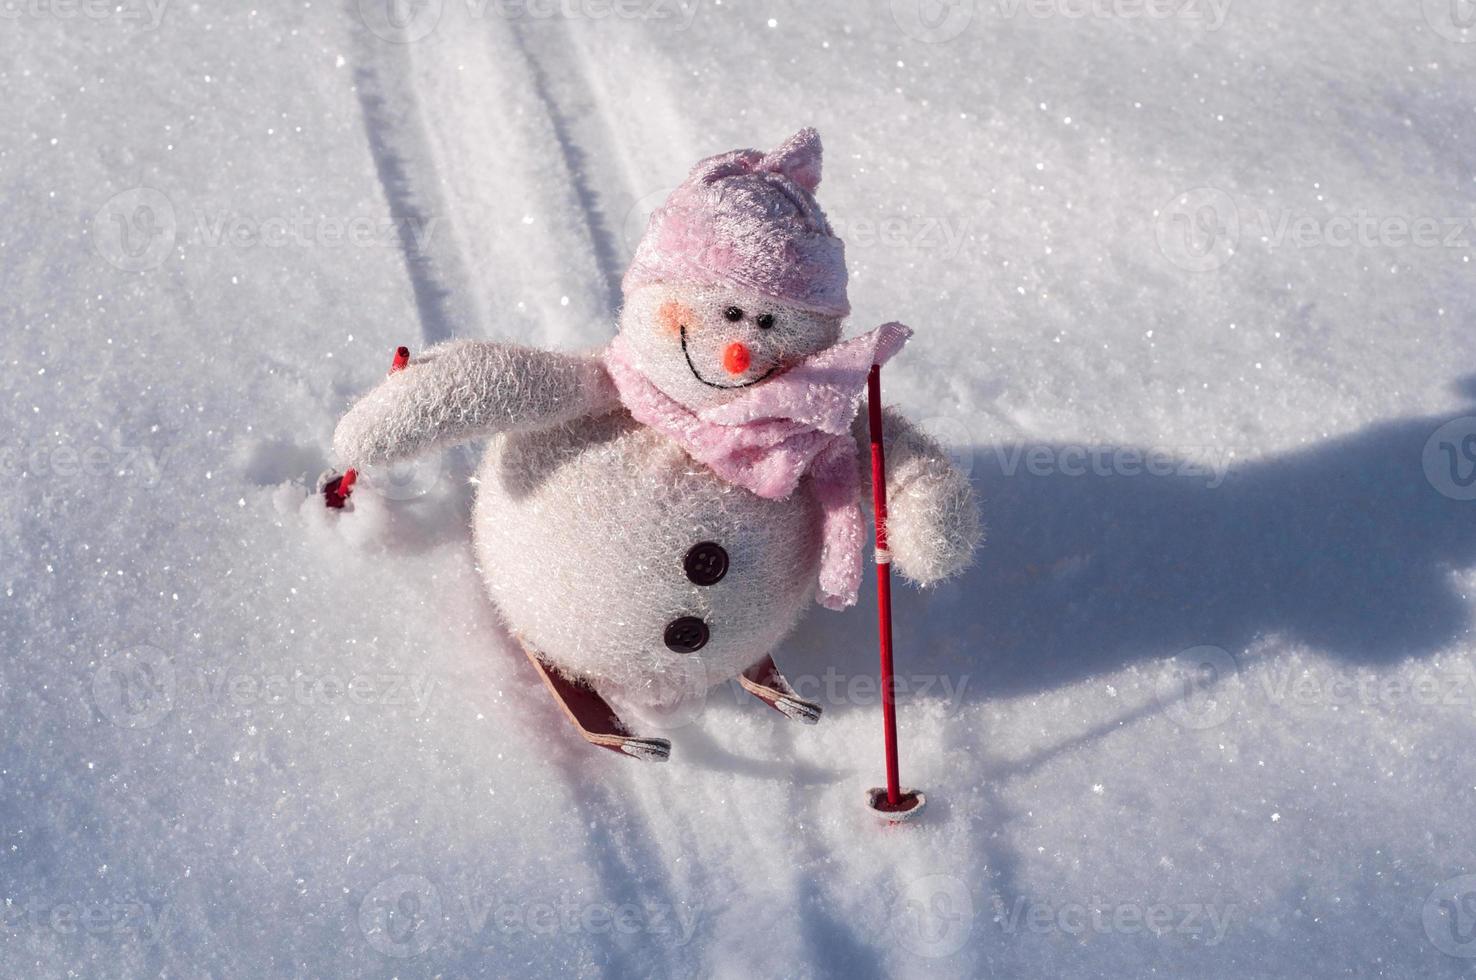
(4, 1, 1476, 976)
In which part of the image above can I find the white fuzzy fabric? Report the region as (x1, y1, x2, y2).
(854, 409, 982, 586)
(332, 341, 617, 466)
(473, 411, 823, 708)
(331, 283, 980, 707)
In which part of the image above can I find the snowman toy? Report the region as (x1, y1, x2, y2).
(332, 129, 980, 762)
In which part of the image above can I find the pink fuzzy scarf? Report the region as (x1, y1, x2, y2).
(603, 322, 911, 610)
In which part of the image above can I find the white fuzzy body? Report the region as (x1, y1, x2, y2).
(333, 284, 981, 710)
(472, 409, 823, 707)
(331, 139, 982, 726)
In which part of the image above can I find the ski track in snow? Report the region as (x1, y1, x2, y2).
(349, 14, 703, 976)
(506, 18, 628, 317)
(351, 38, 464, 346)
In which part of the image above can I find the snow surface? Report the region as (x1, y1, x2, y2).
(4, 0, 1476, 976)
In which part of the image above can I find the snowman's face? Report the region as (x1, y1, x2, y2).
(619, 282, 844, 410)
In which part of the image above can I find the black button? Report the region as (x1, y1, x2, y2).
(664, 616, 709, 654)
(683, 541, 729, 586)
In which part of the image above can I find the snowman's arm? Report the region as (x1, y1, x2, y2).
(333, 341, 618, 467)
(853, 407, 982, 585)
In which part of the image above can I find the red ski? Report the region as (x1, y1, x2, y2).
(740, 655, 822, 724)
(516, 637, 671, 762)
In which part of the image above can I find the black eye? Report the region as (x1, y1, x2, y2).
(723, 306, 744, 322)
(755, 313, 775, 330)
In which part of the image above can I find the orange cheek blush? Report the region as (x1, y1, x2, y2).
(657, 301, 694, 335)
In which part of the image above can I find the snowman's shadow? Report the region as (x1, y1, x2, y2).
(667, 720, 846, 786)
(787, 379, 1476, 702)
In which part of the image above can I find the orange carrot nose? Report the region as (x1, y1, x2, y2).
(723, 342, 752, 375)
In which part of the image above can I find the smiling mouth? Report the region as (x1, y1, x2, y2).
(679, 325, 778, 389)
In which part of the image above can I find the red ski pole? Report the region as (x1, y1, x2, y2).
(864, 363, 926, 822)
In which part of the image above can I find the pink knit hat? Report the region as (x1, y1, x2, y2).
(622, 128, 850, 318)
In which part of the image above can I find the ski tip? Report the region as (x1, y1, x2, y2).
(775, 696, 823, 725)
(865, 787, 926, 824)
(618, 737, 672, 763)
